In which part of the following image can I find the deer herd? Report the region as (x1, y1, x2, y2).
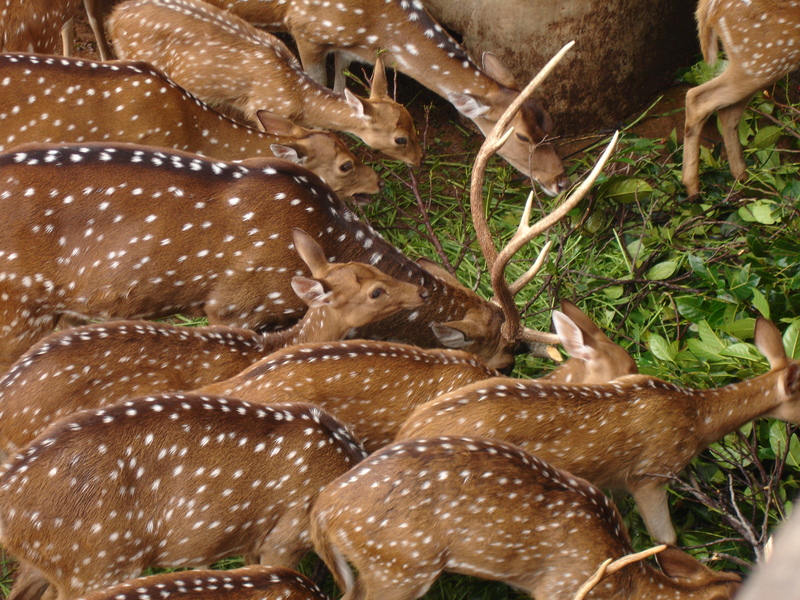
(0, 0, 796, 599)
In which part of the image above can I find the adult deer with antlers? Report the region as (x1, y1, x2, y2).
(0, 43, 612, 374)
(310, 436, 740, 600)
(0, 227, 426, 461)
(107, 0, 422, 166)
(196, 299, 636, 452)
(0, 395, 368, 600)
(397, 316, 800, 545)
(0, 53, 381, 204)
(682, 0, 800, 195)
(150, 0, 569, 193)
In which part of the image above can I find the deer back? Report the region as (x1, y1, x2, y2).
(0, 53, 381, 203)
(0, 142, 514, 370)
(199, 341, 501, 452)
(107, 0, 422, 166)
(196, 302, 633, 452)
(0, 395, 367, 600)
(310, 436, 739, 600)
(76, 566, 332, 600)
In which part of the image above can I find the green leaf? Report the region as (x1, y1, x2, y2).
(649, 333, 676, 363)
(752, 125, 783, 149)
(739, 200, 780, 225)
(784, 321, 800, 360)
(602, 285, 624, 300)
(751, 288, 770, 319)
(718, 318, 756, 341)
(646, 260, 678, 281)
(697, 321, 727, 354)
(788, 434, 800, 468)
(597, 177, 653, 204)
(720, 342, 759, 361)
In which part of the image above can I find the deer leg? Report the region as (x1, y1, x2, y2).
(631, 483, 676, 545)
(60, 19, 75, 57)
(333, 52, 353, 94)
(682, 66, 759, 196)
(7, 563, 50, 600)
(84, 0, 113, 60)
(717, 95, 753, 180)
(295, 38, 330, 88)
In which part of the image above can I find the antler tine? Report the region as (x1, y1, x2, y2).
(572, 545, 668, 600)
(509, 236, 551, 296)
(469, 39, 576, 272)
(496, 130, 620, 343)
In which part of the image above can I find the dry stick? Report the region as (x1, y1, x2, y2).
(572, 545, 668, 600)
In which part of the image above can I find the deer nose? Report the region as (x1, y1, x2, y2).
(555, 175, 571, 192)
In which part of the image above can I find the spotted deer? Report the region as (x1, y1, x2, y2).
(682, 0, 800, 195)
(196, 299, 636, 452)
(0, 41, 614, 370)
(0, 395, 368, 600)
(310, 436, 740, 600)
(75, 566, 333, 600)
(171, 0, 569, 193)
(0, 53, 381, 203)
(107, 0, 422, 166)
(0, 0, 112, 59)
(0, 227, 426, 461)
(396, 316, 800, 545)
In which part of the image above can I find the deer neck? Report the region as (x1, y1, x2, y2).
(262, 305, 350, 351)
(294, 87, 365, 136)
(693, 369, 784, 445)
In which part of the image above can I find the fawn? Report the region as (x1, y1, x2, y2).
(310, 436, 741, 600)
(0, 395, 368, 600)
(0, 227, 426, 461)
(107, 0, 422, 166)
(397, 316, 800, 545)
(198, 299, 637, 452)
(0, 53, 382, 204)
(75, 566, 332, 600)
(683, 0, 800, 195)
(170, 0, 568, 193)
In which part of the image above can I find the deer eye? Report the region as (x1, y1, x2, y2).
(370, 287, 385, 299)
(516, 132, 532, 143)
(339, 160, 354, 173)
(395, 136, 408, 146)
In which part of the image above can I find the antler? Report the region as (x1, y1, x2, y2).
(572, 544, 668, 600)
(469, 39, 620, 347)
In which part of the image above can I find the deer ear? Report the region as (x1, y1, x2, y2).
(270, 144, 306, 165)
(291, 276, 332, 307)
(447, 92, 490, 119)
(370, 56, 389, 99)
(657, 546, 741, 585)
(256, 110, 302, 136)
(559, 299, 606, 338)
(481, 52, 519, 89)
(552, 310, 593, 361)
(754, 317, 788, 370)
(416, 258, 461, 287)
(785, 362, 800, 395)
(432, 321, 481, 349)
(344, 89, 370, 121)
(292, 228, 330, 277)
